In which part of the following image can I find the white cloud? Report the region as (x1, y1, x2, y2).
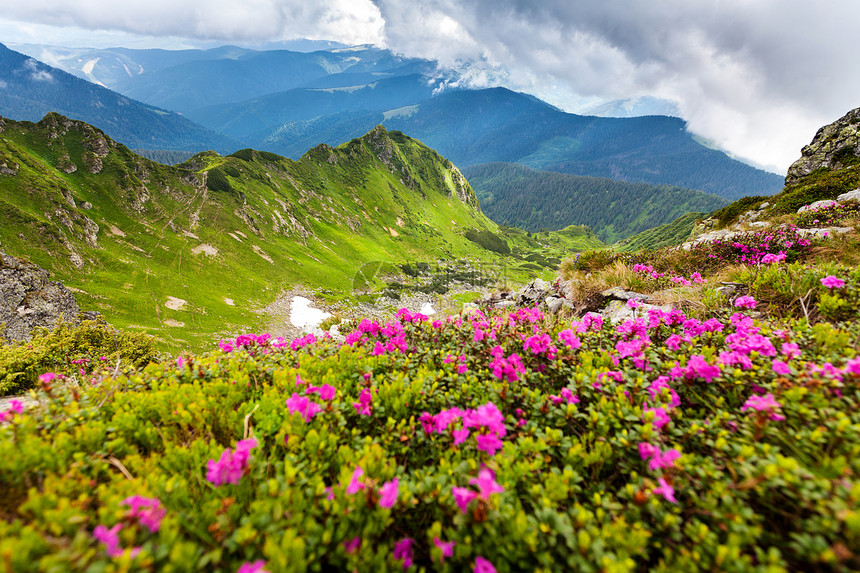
(1, 0, 858, 171)
(22, 58, 54, 81)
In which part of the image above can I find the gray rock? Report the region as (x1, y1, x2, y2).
(837, 189, 860, 203)
(758, 202, 770, 210)
(786, 107, 860, 186)
(599, 300, 674, 324)
(494, 300, 516, 309)
(545, 297, 565, 314)
(797, 199, 837, 214)
(601, 286, 648, 301)
(795, 226, 854, 238)
(748, 221, 772, 228)
(716, 285, 737, 297)
(0, 251, 92, 341)
(531, 278, 548, 291)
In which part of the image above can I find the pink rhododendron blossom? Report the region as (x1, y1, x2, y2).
(121, 496, 165, 533)
(821, 275, 846, 289)
(627, 298, 641, 309)
(475, 432, 504, 455)
(734, 295, 757, 309)
(285, 393, 322, 422)
(741, 393, 785, 421)
(648, 378, 680, 408)
(434, 538, 455, 563)
(237, 561, 269, 573)
(560, 388, 579, 404)
(393, 537, 414, 569)
(474, 556, 497, 573)
(781, 342, 801, 359)
(93, 523, 124, 557)
(772, 360, 791, 376)
(344, 537, 361, 554)
(638, 442, 659, 461)
(318, 384, 336, 400)
(353, 388, 373, 416)
(654, 478, 677, 503)
(469, 469, 505, 500)
(844, 358, 860, 376)
(218, 340, 234, 353)
(346, 467, 366, 494)
(379, 478, 399, 508)
(685, 355, 721, 382)
(452, 486, 477, 513)
(644, 407, 671, 430)
(452, 428, 470, 445)
(557, 329, 581, 349)
(206, 438, 258, 486)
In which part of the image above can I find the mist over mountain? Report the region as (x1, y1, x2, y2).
(0, 43, 240, 154)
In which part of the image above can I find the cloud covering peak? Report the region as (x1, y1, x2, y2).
(2, 0, 858, 172)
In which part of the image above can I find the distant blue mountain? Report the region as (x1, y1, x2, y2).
(0, 43, 239, 154)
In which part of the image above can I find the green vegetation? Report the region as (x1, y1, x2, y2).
(0, 320, 156, 396)
(3, 294, 860, 571)
(0, 116, 601, 353)
(463, 163, 727, 242)
(616, 212, 706, 251)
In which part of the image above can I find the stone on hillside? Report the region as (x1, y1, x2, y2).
(795, 227, 854, 238)
(599, 300, 674, 324)
(837, 189, 860, 202)
(786, 106, 860, 186)
(601, 286, 648, 302)
(797, 199, 837, 214)
(495, 300, 516, 309)
(0, 251, 92, 341)
(545, 297, 565, 314)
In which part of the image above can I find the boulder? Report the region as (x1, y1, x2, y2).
(837, 189, 860, 203)
(797, 199, 837, 214)
(786, 107, 860, 186)
(0, 252, 92, 341)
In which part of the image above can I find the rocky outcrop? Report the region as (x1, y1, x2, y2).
(0, 252, 96, 341)
(786, 107, 860, 186)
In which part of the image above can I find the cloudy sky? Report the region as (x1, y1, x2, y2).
(1, 0, 858, 173)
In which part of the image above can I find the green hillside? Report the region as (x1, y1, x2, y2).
(0, 115, 601, 351)
(462, 162, 728, 242)
(614, 211, 707, 251)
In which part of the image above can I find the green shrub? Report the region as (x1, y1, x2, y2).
(2, 307, 860, 571)
(205, 168, 234, 194)
(710, 195, 769, 228)
(0, 319, 157, 396)
(464, 229, 511, 255)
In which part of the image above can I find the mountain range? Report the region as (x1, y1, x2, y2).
(0, 114, 598, 349)
(8, 43, 783, 202)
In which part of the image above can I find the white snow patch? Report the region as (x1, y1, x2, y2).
(420, 302, 437, 315)
(224, 298, 235, 306)
(290, 296, 332, 331)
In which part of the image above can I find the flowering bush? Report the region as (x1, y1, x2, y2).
(2, 306, 860, 571)
(795, 202, 860, 228)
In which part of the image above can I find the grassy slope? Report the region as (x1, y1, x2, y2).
(0, 115, 601, 351)
(615, 212, 707, 251)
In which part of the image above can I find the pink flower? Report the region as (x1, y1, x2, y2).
(38, 372, 57, 385)
(734, 295, 757, 309)
(346, 467, 365, 495)
(353, 388, 373, 416)
(218, 340, 234, 353)
(772, 360, 791, 376)
(121, 495, 165, 533)
(741, 393, 784, 420)
(344, 537, 361, 554)
(626, 298, 641, 309)
(206, 438, 258, 486)
(452, 428, 470, 445)
(557, 329, 581, 349)
(653, 478, 677, 503)
(821, 275, 846, 289)
(286, 393, 322, 422)
(475, 433, 504, 456)
(685, 355, 721, 383)
(434, 538, 455, 563)
(644, 406, 670, 430)
(237, 561, 269, 573)
(379, 478, 399, 508)
(393, 537, 414, 569)
(781, 343, 801, 359)
(560, 388, 579, 404)
(318, 384, 336, 400)
(93, 523, 124, 557)
(474, 556, 497, 573)
(452, 486, 477, 513)
(469, 469, 505, 500)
